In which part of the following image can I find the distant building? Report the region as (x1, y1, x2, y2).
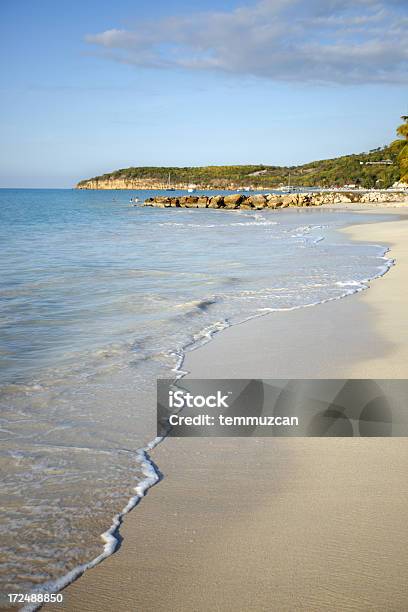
(360, 160, 393, 166)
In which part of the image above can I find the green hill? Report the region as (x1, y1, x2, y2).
(77, 142, 405, 190)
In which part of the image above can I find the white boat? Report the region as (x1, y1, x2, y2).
(279, 173, 295, 193)
(187, 184, 196, 193)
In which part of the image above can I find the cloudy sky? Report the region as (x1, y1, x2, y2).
(1, 0, 407, 186)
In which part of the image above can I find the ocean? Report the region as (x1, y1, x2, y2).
(0, 188, 393, 600)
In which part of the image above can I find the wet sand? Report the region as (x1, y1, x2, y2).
(48, 208, 408, 612)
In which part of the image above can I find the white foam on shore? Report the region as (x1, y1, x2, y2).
(256, 247, 394, 313)
(22, 442, 163, 612)
(172, 247, 395, 371)
(158, 220, 278, 228)
(336, 280, 362, 287)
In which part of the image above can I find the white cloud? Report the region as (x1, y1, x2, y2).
(85, 0, 408, 84)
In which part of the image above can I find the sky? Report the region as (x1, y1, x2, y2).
(0, 0, 407, 187)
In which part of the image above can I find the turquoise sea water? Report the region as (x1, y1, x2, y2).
(0, 189, 393, 597)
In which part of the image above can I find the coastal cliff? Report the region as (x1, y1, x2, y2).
(76, 177, 194, 190)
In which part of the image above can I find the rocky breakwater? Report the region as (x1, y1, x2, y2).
(142, 191, 408, 210)
(143, 193, 310, 210)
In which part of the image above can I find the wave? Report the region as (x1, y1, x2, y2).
(157, 211, 278, 229)
(158, 220, 278, 228)
(336, 280, 362, 287)
(175, 298, 217, 313)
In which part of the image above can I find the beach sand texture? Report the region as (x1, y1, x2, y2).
(47, 209, 408, 612)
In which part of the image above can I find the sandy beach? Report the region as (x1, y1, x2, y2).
(48, 206, 408, 612)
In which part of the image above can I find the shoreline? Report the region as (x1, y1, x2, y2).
(45, 205, 408, 611)
(4, 204, 387, 609)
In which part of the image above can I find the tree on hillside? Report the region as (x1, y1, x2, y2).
(394, 115, 408, 184)
(397, 115, 408, 139)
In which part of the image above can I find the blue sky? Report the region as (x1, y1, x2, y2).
(0, 0, 407, 187)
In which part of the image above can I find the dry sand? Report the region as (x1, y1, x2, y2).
(48, 208, 408, 612)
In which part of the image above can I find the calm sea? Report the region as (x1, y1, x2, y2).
(0, 189, 393, 598)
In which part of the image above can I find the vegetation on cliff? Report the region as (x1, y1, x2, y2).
(394, 115, 408, 184)
(78, 118, 407, 189)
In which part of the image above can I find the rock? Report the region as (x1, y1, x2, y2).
(224, 194, 244, 208)
(266, 195, 280, 208)
(333, 193, 352, 203)
(307, 192, 325, 206)
(360, 191, 388, 203)
(185, 196, 199, 208)
(297, 194, 314, 206)
(360, 191, 408, 204)
(208, 195, 225, 208)
(248, 194, 267, 209)
(197, 197, 209, 208)
(282, 194, 299, 206)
